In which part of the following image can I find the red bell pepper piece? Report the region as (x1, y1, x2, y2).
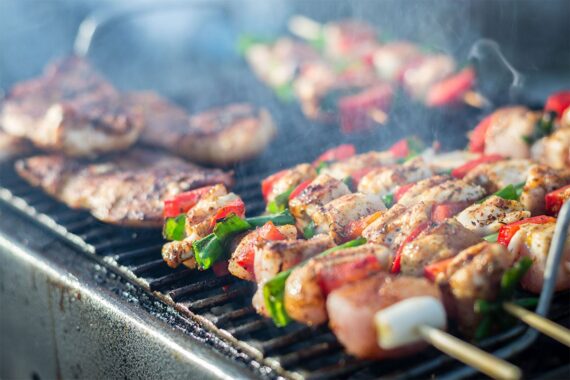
(497, 215, 556, 246)
(343, 210, 384, 242)
(469, 114, 494, 153)
(545, 184, 570, 216)
(431, 201, 471, 223)
(261, 169, 289, 202)
(210, 198, 246, 229)
(289, 179, 313, 200)
(544, 91, 570, 119)
(258, 221, 287, 241)
(391, 221, 430, 273)
(317, 254, 383, 296)
(389, 138, 410, 158)
(426, 67, 476, 107)
(451, 154, 504, 179)
(424, 258, 454, 282)
(338, 84, 393, 133)
(350, 167, 376, 186)
(163, 186, 213, 218)
(394, 183, 415, 201)
(314, 144, 356, 165)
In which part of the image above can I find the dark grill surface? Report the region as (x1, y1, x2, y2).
(0, 102, 568, 379)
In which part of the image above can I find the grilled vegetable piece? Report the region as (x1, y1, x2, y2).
(326, 273, 441, 359)
(531, 127, 570, 169)
(456, 196, 531, 237)
(311, 192, 386, 243)
(284, 244, 392, 325)
(252, 234, 335, 316)
(497, 215, 556, 247)
(163, 186, 215, 219)
(425, 66, 475, 107)
(545, 184, 570, 216)
(322, 20, 378, 60)
(544, 91, 570, 119)
(228, 223, 298, 281)
(520, 165, 570, 215)
(0, 57, 142, 157)
(400, 219, 482, 276)
(397, 177, 485, 207)
(289, 174, 351, 229)
(261, 164, 317, 204)
(451, 154, 504, 179)
(373, 41, 421, 82)
(402, 54, 456, 100)
(130, 93, 277, 165)
(507, 221, 570, 293)
(15, 149, 233, 227)
(440, 242, 516, 334)
(463, 158, 533, 193)
(357, 158, 435, 196)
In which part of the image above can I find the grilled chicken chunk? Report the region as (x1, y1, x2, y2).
(252, 234, 335, 315)
(162, 185, 242, 268)
(531, 127, 570, 169)
(327, 273, 441, 359)
(440, 242, 516, 333)
(482, 106, 539, 159)
(463, 159, 532, 193)
(1, 57, 142, 156)
(397, 177, 485, 207)
(420, 150, 480, 172)
(15, 149, 233, 227)
(0, 130, 31, 161)
(456, 196, 531, 237)
(402, 54, 456, 100)
(357, 158, 435, 196)
(311, 192, 386, 243)
(320, 151, 397, 181)
(228, 224, 298, 281)
(508, 222, 570, 294)
(520, 165, 570, 215)
(289, 174, 351, 229)
(400, 219, 482, 276)
(363, 202, 432, 251)
(263, 163, 317, 204)
(373, 42, 421, 82)
(130, 92, 277, 165)
(285, 244, 392, 326)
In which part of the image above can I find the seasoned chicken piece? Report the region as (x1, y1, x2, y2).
(357, 158, 435, 196)
(252, 234, 335, 316)
(311, 192, 386, 243)
(16, 149, 232, 227)
(520, 165, 570, 215)
(373, 41, 421, 82)
(289, 174, 351, 229)
(456, 196, 531, 237)
(262, 163, 317, 204)
(420, 150, 480, 172)
(393, 175, 449, 203)
(398, 178, 485, 207)
(402, 54, 456, 100)
(483, 106, 539, 159)
(441, 242, 516, 334)
(531, 127, 570, 169)
(162, 185, 242, 268)
(463, 159, 533, 193)
(320, 151, 397, 181)
(1, 57, 142, 157)
(327, 273, 441, 359)
(363, 202, 432, 251)
(0, 130, 31, 161)
(400, 219, 482, 276)
(508, 222, 570, 294)
(228, 224, 298, 281)
(285, 244, 392, 326)
(130, 93, 277, 165)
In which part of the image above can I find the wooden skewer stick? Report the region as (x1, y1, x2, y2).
(418, 325, 522, 380)
(504, 302, 570, 347)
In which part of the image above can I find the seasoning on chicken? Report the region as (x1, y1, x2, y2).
(15, 149, 233, 227)
(326, 273, 441, 359)
(1, 57, 142, 157)
(531, 127, 570, 169)
(519, 164, 570, 215)
(252, 234, 335, 316)
(319, 150, 397, 181)
(456, 196, 531, 237)
(397, 177, 485, 207)
(285, 244, 392, 326)
(463, 159, 533, 193)
(261, 163, 317, 204)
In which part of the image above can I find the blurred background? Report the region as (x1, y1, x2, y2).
(1, 0, 569, 106)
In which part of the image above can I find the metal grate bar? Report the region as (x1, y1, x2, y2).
(130, 258, 168, 276)
(169, 275, 235, 302)
(183, 286, 251, 310)
(226, 318, 271, 337)
(211, 306, 256, 326)
(148, 268, 193, 292)
(277, 341, 342, 368)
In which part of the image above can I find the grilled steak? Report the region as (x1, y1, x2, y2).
(15, 149, 233, 227)
(128, 92, 277, 165)
(1, 57, 142, 157)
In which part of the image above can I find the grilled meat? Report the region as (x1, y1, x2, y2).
(482, 107, 539, 159)
(400, 219, 482, 276)
(402, 54, 456, 100)
(1, 57, 142, 157)
(397, 177, 485, 207)
(320, 151, 397, 181)
(463, 159, 532, 193)
(456, 196, 531, 236)
(357, 158, 435, 196)
(531, 127, 570, 169)
(327, 273, 441, 359)
(285, 244, 392, 326)
(520, 164, 570, 215)
(262, 163, 317, 204)
(373, 42, 421, 82)
(322, 20, 378, 60)
(15, 149, 233, 227)
(130, 93, 277, 165)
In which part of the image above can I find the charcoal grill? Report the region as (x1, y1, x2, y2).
(1, 2, 570, 379)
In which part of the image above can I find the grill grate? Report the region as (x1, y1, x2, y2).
(0, 103, 567, 379)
